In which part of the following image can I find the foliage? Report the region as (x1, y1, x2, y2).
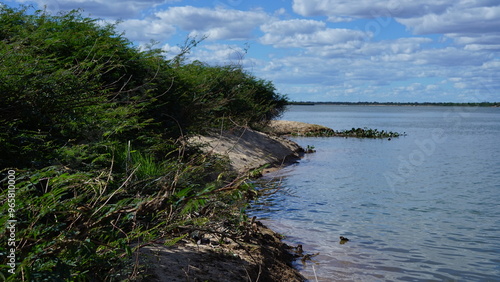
(291, 127, 405, 138)
(0, 5, 160, 169)
(289, 101, 500, 107)
(170, 61, 287, 131)
(0, 5, 287, 281)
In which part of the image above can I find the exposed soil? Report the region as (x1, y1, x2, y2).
(138, 221, 304, 282)
(133, 125, 309, 281)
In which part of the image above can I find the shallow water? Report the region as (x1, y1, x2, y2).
(250, 105, 500, 281)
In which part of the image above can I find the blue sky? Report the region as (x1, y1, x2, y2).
(4, 0, 500, 102)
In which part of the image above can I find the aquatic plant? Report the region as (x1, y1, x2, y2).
(305, 145, 316, 153)
(291, 127, 405, 138)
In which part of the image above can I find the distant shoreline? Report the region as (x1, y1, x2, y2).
(288, 101, 500, 107)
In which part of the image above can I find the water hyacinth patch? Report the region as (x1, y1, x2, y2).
(291, 127, 405, 138)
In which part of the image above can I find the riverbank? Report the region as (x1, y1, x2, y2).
(147, 120, 406, 281)
(139, 218, 305, 281)
(139, 125, 309, 281)
(0, 8, 297, 280)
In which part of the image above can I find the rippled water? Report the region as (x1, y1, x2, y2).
(251, 105, 500, 281)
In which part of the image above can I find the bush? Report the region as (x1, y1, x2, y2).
(0, 5, 287, 280)
(169, 61, 287, 131)
(0, 6, 161, 169)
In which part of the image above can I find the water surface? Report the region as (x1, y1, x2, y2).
(251, 105, 500, 281)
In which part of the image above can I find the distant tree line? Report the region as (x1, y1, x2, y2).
(289, 101, 500, 107)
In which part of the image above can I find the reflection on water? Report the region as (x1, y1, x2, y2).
(250, 105, 500, 281)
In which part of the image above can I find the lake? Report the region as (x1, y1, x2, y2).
(250, 105, 500, 281)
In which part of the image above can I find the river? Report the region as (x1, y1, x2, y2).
(250, 105, 500, 281)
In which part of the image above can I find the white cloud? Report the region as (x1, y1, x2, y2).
(118, 18, 176, 43)
(291, 0, 500, 52)
(155, 6, 269, 40)
(454, 82, 467, 89)
(411, 47, 491, 67)
(359, 37, 432, 56)
(260, 19, 370, 48)
(464, 44, 500, 51)
(481, 60, 500, 69)
(175, 43, 260, 68)
(405, 83, 424, 91)
(397, 5, 500, 35)
(455, 34, 500, 46)
(11, 0, 498, 102)
(426, 84, 438, 90)
(161, 43, 182, 59)
(16, 0, 180, 18)
(261, 19, 326, 35)
(255, 34, 498, 102)
(292, 0, 449, 19)
(396, 2, 500, 51)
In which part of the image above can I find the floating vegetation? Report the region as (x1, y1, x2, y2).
(291, 127, 406, 138)
(305, 145, 316, 153)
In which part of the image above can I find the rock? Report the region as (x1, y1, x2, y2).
(139, 222, 305, 281)
(189, 127, 303, 174)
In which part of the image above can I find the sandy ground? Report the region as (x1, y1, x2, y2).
(134, 125, 308, 281)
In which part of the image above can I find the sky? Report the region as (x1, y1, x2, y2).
(3, 0, 500, 102)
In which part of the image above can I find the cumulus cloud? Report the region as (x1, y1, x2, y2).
(11, 0, 498, 102)
(16, 0, 179, 18)
(161, 43, 259, 68)
(397, 4, 500, 34)
(161, 43, 182, 59)
(291, 0, 449, 19)
(398, 3, 500, 49)
(260, 19, 370, 48)
(291, 0, 500, 51)
(118, 18, 176, 43)
(361, 44, 491, 68)
(256, 32, 497, 102)
(355, 37, 432, 57)
(455, 34, 500, 46)
(261, 19, 326, 35)
(189, 44, 250, 64)
(155, 6, 269, 40)
(412, 47, 492, 67)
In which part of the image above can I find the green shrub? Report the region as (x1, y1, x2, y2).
(1, 5, 284, 280)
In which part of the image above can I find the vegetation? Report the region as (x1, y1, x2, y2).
(291, 127, 404, 138)
(289, 101, 500, 107)
(0, 6, 287, 281)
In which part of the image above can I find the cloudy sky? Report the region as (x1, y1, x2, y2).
(5, 0, 500, 102)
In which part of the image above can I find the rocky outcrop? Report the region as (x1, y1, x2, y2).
(189, 127, 304, 174)
(140, 221, 305, 282)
